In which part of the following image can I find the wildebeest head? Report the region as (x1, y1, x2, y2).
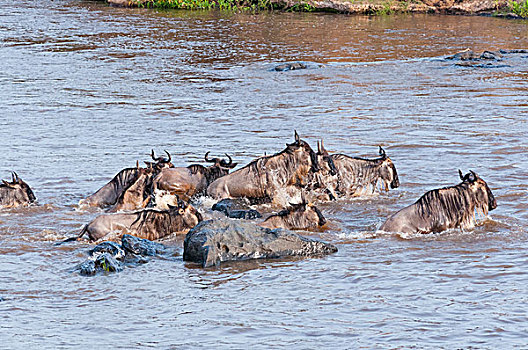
(145, 150, 174, 171)
(205, 151, 238, 174)
(268, 197, 327, 229)
(169, 197, 203, 229)
(317, 140, 338, 176)
(377, 147, 400, 189)
(285, 130, 319, 173)
(1, 172, 36, 206)
(459, 170, 497, 211)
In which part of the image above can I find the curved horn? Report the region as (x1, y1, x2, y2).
(151, 149, 159, 161)
(11, 172, 16, 183)
(321, 139, 326, 153)
(469, 170, 477, 181)
(164, 150, 171, 163)
(379, 146, 386, 158)
(317, 140, 321, 154)
(224, 153, 232, 166)
(136, 160, 139, 169)
(294, 130, 300, 143)
(458, 169, 464, 181)
(204, 151, 215, 163)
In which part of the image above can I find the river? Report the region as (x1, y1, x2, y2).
(1, 1, 528, 348)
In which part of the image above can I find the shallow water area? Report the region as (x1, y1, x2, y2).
(1, 1, 528, 348)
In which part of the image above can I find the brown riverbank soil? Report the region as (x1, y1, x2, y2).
(107, 0, 510, 15)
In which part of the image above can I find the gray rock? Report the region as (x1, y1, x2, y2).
(94, 253, 123, 273)
(274, 62, 307, 71)
(121, 234, 166, 256)
(79, 260, 97, 276)
(89, 241, 126, 261)
(212, 198, 262, 219)
(183, 219, 337, 267)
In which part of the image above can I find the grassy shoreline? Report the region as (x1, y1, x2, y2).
(106, 0, 527, 17)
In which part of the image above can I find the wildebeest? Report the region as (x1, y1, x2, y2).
(311, 144, 399, 199)
(153, 152, 237, 202)
(258, 200, 327, 230)
(379, 170, 497, 234)
(144, 150, 174, 171)
(108, 166, 155, 213)
(80, 150, 173, 209)
(78, 198, 203, 242)
(0, 172, 36, 208)
(206, 131, 319, 203)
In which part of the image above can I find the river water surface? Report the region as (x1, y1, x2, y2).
(1, 1, 528, 348)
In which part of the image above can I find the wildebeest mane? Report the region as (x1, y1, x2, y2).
(415, 182, 489, 229)
(131, 209, 174, 240)
(187, 164, 226, 185)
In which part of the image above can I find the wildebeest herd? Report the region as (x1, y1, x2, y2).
(1, 131, 497, 267)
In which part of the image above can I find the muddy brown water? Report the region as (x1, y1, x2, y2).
(1, 1, 528, 348)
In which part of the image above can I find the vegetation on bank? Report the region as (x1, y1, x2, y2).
(112, 0, 527, 16)
(128, 0, 284, 11)
(509, 0, 528, 17)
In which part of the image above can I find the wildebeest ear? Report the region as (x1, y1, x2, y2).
(229, 163, 238, 168)
(2, 180, 14, 188)
(294, 130, 300, 144)
(317, 141, 321, 155)
(458, 169, 464, 181)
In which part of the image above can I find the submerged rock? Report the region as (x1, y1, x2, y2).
(274, 62, 307, 72)
(446, 49, 503, 61)
(88, 241, 126, 261)
(183, 219, 337, 267)
(94, 253, 123, 273)
(121, 234, 166, 256)
(76, 235, 166, 276)
(212, 198, 262, 220)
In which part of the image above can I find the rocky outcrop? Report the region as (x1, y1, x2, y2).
(183, 219, 337, 267)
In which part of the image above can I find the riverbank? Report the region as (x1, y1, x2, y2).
(106, 0, 517, 16)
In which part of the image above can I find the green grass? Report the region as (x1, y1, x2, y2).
(510, 0, 528, 17)
(131, 0, 273, 10)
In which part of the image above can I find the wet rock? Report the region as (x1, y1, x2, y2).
(94, 253, 123, 273)
(77, 236, 164, 276)
(446, 49, 503, 61)
(121, 234, 166, 256)
(500, 49, 528, 54)
(183, 219, 337, 267)
(79, 260, 97, 276)
(274, 62, 307, 71)
(123, 253, 150, 265)
(88, 241, 126, 261)
(212, 198, 262, 220)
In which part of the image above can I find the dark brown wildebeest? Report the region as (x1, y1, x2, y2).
(258, 200, 327, 230)
(206, 131, 319, 203)
(379, 170, 497, 234)
(153, 152, 237, 202)
(78, 198, 203, 242)
(0, 172, 36, 208)
(80, 150, 173, 208)
(311, 144, 399, 200)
